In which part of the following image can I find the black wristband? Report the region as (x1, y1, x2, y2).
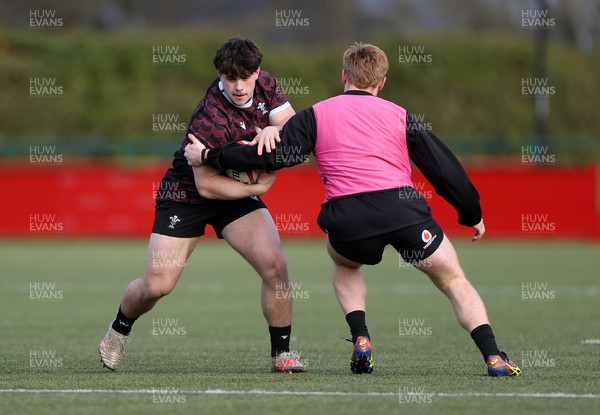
(201, 148, 209, 164)
(201, 145, 226, 170)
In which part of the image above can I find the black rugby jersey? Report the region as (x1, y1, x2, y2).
(158, 70, 289, 204)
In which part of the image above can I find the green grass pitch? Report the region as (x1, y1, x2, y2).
(1, 239, 599, 415)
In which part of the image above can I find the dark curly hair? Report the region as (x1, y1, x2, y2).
(213, 38, 263, 79)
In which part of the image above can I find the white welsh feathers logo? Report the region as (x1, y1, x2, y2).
(168, 215, 180, 229)
(257, 102, 268, 115)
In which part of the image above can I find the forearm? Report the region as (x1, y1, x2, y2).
(192, 167, 267, 200)
(204, 143, 286, 171)
(203, 108, 316, 171)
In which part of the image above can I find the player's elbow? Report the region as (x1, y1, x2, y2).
(193, 179, 210, 198)
(197, 186, 216, 199)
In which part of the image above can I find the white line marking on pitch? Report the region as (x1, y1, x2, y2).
(0, 389, 599, 399)
(581, 339, 600, 344)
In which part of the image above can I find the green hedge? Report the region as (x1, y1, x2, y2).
(0, 30, 598, 160)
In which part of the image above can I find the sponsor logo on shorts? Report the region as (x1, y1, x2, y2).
(421, 229, 437, 249)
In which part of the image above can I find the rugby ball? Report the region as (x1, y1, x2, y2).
(224, 139, 261, 184)
(226, 169, 261, 184)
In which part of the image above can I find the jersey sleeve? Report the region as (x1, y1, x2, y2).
(186, 89, 232, 149)
(405, 112, 482, 227)
(267, 75, 291, 118)
(203, 107, 317, 171)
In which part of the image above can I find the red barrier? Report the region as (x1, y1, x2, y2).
(2, 163, 598, 239)
(414, 165, 598, 239)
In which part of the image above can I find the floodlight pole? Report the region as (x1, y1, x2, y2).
(534, 0, 549, 144)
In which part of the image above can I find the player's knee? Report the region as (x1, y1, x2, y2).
(434, 269, 467, 293)
(143, 278, 176, 300)
(142, 268, 180, 300)
(259, 254, 288, 284)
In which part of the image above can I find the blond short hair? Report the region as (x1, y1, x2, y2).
(343, 43, 388, 89)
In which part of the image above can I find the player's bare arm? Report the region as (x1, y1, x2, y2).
(191, 164, 275, 200)
(184, 134, 274, 199)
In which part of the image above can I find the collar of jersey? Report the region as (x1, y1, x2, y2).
(343, 90, 373, 96)
(219, 81, 254, 109)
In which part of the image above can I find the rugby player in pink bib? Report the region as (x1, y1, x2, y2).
(186, 43, 521, 377)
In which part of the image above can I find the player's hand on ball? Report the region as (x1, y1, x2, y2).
(185, 133, 206, 166)
(472, 219, 485, 242)
(250, 126, 281, 155)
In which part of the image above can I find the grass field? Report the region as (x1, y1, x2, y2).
(1, 239, 599, 415)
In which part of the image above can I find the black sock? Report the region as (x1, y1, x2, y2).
(470, 324, 501, 360)
(269, 325, 291, 357)
(345, 310, 370, 344)
(111, 306, 137, 336)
